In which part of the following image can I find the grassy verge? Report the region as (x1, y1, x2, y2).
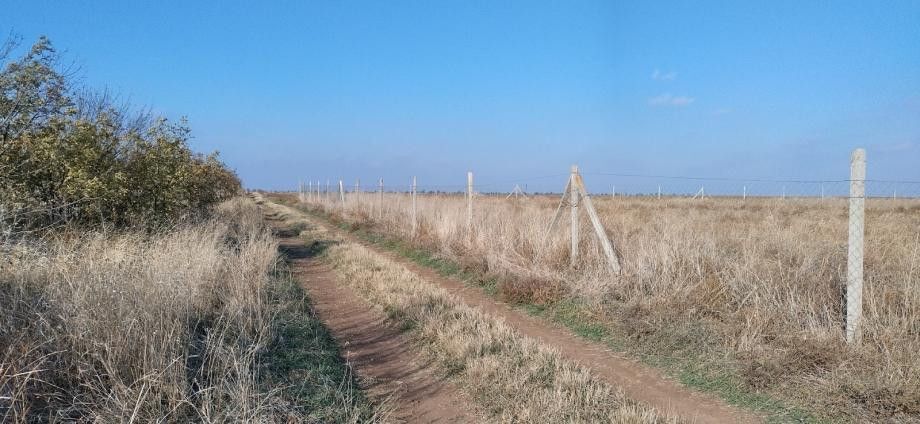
(258, 265, 383, 423)
(280, 197, 825, 423)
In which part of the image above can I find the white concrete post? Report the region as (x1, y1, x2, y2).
(570, 165, 579, 266)
(743, 185, 746, 201)
(846, 148, 866, 344)
(355, 179, 361, 194)
(657, 184, 661, 200)
(612, 185, 615, 198)
(467, 171, 473, 238)
(411, 176, 418, 236)
(378, 178, 384, 219)
(338, 180, 345, 206)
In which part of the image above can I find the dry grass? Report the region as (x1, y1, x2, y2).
(294, 192, 920, 421)
(261, 199, 674, 423)
(0, 197, 380, 422)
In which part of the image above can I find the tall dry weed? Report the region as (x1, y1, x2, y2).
(301, 192, 920, 419)
(0, 197, 349, 422)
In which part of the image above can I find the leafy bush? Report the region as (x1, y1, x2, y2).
(0, 36, 240, 230)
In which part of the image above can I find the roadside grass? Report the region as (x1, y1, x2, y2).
(0, 196, 384, 423)
(278, 196, 823, 423)
(259, 264, 384, 423)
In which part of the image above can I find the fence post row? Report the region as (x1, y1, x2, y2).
(846, 148, 866, 344)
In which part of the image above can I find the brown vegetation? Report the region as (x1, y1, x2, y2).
(260, 199, 675, 423)
(295, 191, 920, 421)
(0, 198, 379, 422)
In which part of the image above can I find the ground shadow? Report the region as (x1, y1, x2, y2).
(279, 238, 337, 260)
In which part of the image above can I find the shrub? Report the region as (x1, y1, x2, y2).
(0, 36, 240, 232)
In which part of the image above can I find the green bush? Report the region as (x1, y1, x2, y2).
(0, 36, 240, 230)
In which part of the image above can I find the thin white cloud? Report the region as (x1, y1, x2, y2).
(651, 69, 677, 81)
(648, 93, 694, 107)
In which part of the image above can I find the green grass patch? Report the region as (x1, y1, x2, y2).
(259, 240, 378, 422)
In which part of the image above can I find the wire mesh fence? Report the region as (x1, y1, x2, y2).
(295, 148, 919, 344)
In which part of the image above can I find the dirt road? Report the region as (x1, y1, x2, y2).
(271, 218, 480, 423)
(291, 212, 761, 423)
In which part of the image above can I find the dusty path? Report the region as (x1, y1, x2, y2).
(289, 209, 763, 424)
(269, 218, 479, 423)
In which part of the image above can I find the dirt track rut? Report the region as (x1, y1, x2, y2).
(272, 219, 480, 423)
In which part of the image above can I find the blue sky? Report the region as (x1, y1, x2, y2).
(4, 1, 919, 193)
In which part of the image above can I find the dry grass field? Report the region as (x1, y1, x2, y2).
(0, 198, 382, 422)
(292, 191, 920, 422)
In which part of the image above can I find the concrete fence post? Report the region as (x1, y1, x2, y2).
(467, 171, 474, 239)
(846, 148, 866, 344)
(338, 180, 345, 207)
(378, 178, 384, 219)
(570, 165, 580, 266)
(411, 176, 418, 236)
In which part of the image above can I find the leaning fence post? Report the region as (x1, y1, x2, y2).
(467, 171, 474, 239)
(570, 165, 580, 266)
(846, 148, 866, 344)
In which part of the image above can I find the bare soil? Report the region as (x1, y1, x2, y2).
(273, 222, 480, 423)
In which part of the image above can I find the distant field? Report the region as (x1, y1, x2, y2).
(282, 191, 920, 422)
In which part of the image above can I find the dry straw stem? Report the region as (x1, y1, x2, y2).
(301, 191, 920, 421)
(0, 197, 380, 422)
(264, 200, 676, 423)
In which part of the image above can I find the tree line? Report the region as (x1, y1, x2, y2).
(1, 36, 241, 231)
